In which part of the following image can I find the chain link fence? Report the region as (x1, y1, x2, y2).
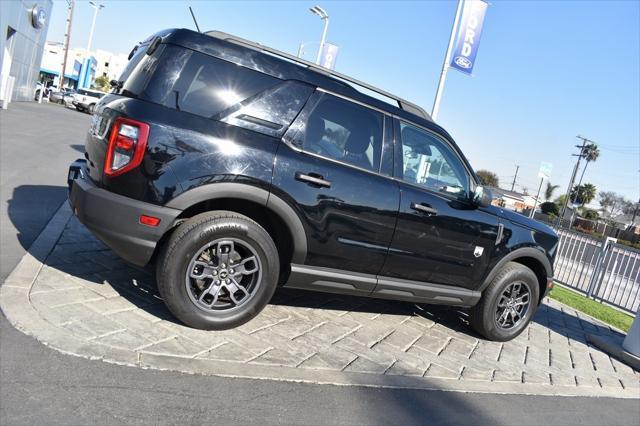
(554, 229, 640, 315)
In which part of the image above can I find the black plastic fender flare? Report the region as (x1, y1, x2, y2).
(165, 182, 307, 264)
(478, 247, 552, 293)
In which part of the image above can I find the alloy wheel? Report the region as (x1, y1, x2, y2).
(185, 238, 262, 312)
(494, 281, 531, 330)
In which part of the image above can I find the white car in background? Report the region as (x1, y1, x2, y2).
(72, 88, 106, 113)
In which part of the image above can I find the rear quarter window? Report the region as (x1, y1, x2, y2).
(143, 46, 279, 119)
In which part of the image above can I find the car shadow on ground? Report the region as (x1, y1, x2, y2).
(70, 144, 85, 153)
(8, 185, 625, 347)
(41, 237, 626, 347)
(6, 185, 69, 260)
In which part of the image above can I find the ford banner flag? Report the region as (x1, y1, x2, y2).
(450, 0, 488, 75)
(320, 42, 339, 70)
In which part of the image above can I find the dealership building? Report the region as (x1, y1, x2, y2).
(0, 0, 53, 103)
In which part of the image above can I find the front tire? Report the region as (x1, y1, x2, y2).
(470, 262, 540, 341)
(156, 211, 279, 330)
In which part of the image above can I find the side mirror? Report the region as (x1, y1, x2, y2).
(473, 185, 493, 208)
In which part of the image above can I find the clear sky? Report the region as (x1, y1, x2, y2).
(47, 0, 640, 204)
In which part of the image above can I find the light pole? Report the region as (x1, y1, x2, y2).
(431, 0, 464, 121)
(86, 1, 104, 54)
(309, 6, 329, 64)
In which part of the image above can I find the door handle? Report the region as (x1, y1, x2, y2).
(295, 172, 331, 188)
(410, 202, 438, 216)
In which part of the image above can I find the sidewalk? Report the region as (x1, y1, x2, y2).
(2, 202, 638, 398)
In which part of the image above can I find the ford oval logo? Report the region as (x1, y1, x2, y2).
(454, 56, 472, 69)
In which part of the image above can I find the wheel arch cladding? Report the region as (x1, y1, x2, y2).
(480, 248, 551, 301)
(164, 183, 307, 266)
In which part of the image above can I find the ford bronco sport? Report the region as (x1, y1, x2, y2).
(68, 29, 558, 341)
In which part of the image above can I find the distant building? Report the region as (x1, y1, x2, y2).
(40, 41, 82, 89)
(39, 43, 128, 90)
(0, 0, 53, 103)
(489, 187, 541, 214)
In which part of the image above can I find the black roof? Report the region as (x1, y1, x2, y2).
(155, 29, 449, 133)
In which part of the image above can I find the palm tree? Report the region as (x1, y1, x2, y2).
(570, 183, 597, 206)
(575, 143, 600, 190)
(544, 182, 559, 201)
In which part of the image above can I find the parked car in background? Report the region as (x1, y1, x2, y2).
(68, 28, 558, 342)
(50, 88, 76, 105)
(34, 83, 49, 100)
(72, 88, 106, 113)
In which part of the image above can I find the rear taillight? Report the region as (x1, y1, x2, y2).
(104, 117, 150, 177)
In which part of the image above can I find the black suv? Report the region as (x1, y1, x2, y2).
(68, 29, 558, 341)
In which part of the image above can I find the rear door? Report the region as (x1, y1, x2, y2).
(271, 92, 399, 284)
(379, 119, 501, 289)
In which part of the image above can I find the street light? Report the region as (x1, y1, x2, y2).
(86, 1, 104, 54)
(309, 5, 329, 64)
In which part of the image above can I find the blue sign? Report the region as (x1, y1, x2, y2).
(320, 43, 339, 70)
(450, 0, 488, 75)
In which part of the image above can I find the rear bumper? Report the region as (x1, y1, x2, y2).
(68, 160, 181, 266)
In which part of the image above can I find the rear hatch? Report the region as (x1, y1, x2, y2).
(83, 36, 164, 184)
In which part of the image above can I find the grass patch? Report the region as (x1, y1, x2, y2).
(548, 285, 634, 332)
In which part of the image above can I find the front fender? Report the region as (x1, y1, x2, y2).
(478, 247, 552, 293)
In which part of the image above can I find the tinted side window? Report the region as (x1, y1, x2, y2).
(292, 93, 383, 171)
(399, 122, 469, 197)
(218, 81, 314, 137)
(144, 47, 279, 119)
(117, 43, 165, 97)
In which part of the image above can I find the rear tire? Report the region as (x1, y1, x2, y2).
(470, 262, 540, 341)
(156, 211, 279, 330)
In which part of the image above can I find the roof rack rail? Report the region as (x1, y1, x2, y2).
(205, 30, 431, 121)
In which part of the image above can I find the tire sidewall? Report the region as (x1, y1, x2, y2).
(478, 265, 540, 341)
(159, 216, 279, 329)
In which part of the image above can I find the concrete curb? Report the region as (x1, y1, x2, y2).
(1, 202, 639, 399)
(587, 334, 640, 372)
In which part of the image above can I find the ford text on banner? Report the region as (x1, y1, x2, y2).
(450, 0, 488, 75)
(320, 42, 339, 70)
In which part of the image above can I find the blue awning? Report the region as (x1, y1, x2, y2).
(40, 68, 79, 80)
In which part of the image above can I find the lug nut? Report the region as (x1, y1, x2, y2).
(212, 270, 218, 275)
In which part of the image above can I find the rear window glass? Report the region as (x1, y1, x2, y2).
(143, 46, 279, 119)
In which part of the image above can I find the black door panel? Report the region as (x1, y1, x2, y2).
(379, 119, 500, 290)
(381, 186, 500, 288)
(272, 145, 399, 275)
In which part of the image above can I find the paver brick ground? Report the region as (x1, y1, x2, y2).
(3, 215, 639, 396)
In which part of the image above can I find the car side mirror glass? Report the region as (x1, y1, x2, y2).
(473, 185, 493, 207)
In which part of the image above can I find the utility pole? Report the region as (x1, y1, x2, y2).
(510, 165, 520, 191)
(60, 0, 75, 90)
(556, 135, 593, 227)
(632, 198, 640, 224)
